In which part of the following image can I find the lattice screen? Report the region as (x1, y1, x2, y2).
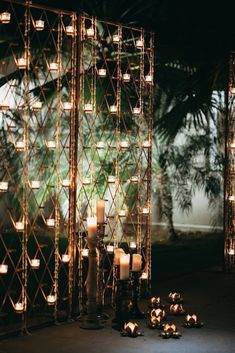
(224, 51, 235, 272)
(0, 0, 153, 334)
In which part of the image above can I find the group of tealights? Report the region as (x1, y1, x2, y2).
(121, 292, 203, 338)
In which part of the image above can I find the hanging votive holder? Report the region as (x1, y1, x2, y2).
(30, 258, 40, 269)
(108, 175, 116, 183)
(32, 101, 42, 112)
(65, 25, 74, 36)
(122, 73, 130, 82)
(46, 218, 55, 228)
(81, 248, 89, 257)
(49, 62, 58, 72)
(16, 57, 27, 70)
(136, 38, 144, 49)
(130, 176, 139, 183)
(84, 103, 93, 113)
(113, 34, 120, 43)
(47, 294, 56, 305)
(109, 105, 118, 114)
(15, 222, 24, 232)
(0, 12, 11, 24)
(145, 75, 153, 84)
(14, 302, 24, 314)
(86, 27, 95, 37)
(132, 107, 141, 115)
(98, 68, 106, 77)
(62, 102, 72, 111)
(106, 245, 114, 253)
(15, 140, 25, 151)
(46, 140, 56, 150)
(62, 179, 70, 188)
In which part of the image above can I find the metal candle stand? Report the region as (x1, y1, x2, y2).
(97, 223, 109, 320)
(112, 279, 132, 331)
(79, 236, 104, 330)
(129, 271, 145, 319)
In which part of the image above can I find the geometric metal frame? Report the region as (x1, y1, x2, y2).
(0, 0, 153, 335)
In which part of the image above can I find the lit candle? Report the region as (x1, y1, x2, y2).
(14, 302, 24, 313)
(81, 249, 89, 257)
(47, 294, 56, 305)
(114, 248, 124, 265)
(30, 258, 40, 269)
(98, 68, 106, 77)
(84, 103, 93, 112)
(129, 242, 137, 249)
(62, 179, 70, 188)
(228, 195, 235, 201)
(108, 175, 115, 183)
(120, 141, 129, 149)
(96, 200, 105, 223)
(46, 140, 56, 150)
(118, 210, 126, 217)
(32, 101, 42, 111)
(122, 73, 130, 82)
(228, 248, 235, 255)
(142, 207, 149, 215)
(96, 141, 105, 149)
(35, 19, 44, 31)
(15, 140, 25, 151)
(15, 222, 24, 231)
(136, 39, 144, 49)
(82, 177, 91, 185)
(0, 264, 8, 274)
(113, 34, 120, 43)
(145, 75, 153, 83)
(142, 140, 151, 148)
(109, 105, 118, 114)
(0, 101, 9, 110)
(140, 271, 148, 280)
(16, 58, 26, 69)
(0, 181, 8, 192)
(46, 218, 55, 227)
(49, 62, 58, 72)
(231, 141, 235, 148)
(120, 253, 130, 280)
(62, 254, 70, 263)
(65, 25, 74, 35)
(133, 107, 141, 115)
(230, 86, 235, 94)
(0, 12, 11, 24)
(132, 253, 142, 272)
(62, 102, 72, 111)
(130, 176, 139, 183)
(86, 27, 95, 37)
(87, 216, 97, 239)
(107, 245, 114, 253)
(30, 180, 40, 190)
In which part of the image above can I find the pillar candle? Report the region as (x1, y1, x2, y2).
(132, 254, 142, 272)
(114, 248, 124, 265)
(120, 254, 130, 280)
(87, 216, 97, 239)
(96, 200, 105, 223)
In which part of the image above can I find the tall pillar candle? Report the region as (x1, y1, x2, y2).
(96, 200, 105, 223)
(120, 254, 130, 280)
(87, 216, 97, 239)
(114, 248, 125, 265)
(132, 254, 142, 272)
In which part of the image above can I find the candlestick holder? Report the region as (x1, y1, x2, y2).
(79, 236, 104, 329)
(96, 222, 109, 320)
(129, 271, 145, 319)
(112, 279, 132, 331)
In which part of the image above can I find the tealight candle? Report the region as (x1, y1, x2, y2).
(46, 218, 55, 227)
(14, 302, 24, 313)
(140, 272, 148, 280)
(49, 62, 58, 72)
(84, 103, 93, 112)
(130, 176, 139, 183)
(230, 86, 235, 94)
(109, 105, 118, 114)
(228, 248, 235, 255)
(106, 245, 114, 253)
(98, 68, 106, 77)
(120, 253, 130, 280)
(82, 177, 91, 185)
(65, 25, 74, 35)
(86, 27, 95, 37)
(133, 107, 141, 115)
(62, 179, 70, 188)
(118, 210, 126, 217)
(96, 141, 105, 149)
(0, 12, 11, 24)
(35, 19, 44, 31)
(145, 75, 153, 83)
(0, 181, 8, 192)
(62, 254, 70, 263)
(129, 241, 137, 249)
(63, 102, 72, 111)
(81, 249, 89, 257)
(120, 141, 129, 149)
(30, 180, 40, 189)
(142, 207, 149, 215)
(0, 264, 8, 274)
(231, 141, 235, 148)
(113, 34, 120, 43)
(136, 39, 144, 49)
(0, 101, 9, 110)
(15, 140, 25, 151)
(122, 73, 130, 82)
(132, 253, 142, 272)
(142, 140, 151, 148)
(46, 140, 56, 150)
(228, 195, 235, 201)
(96, 200, 105, 223)
(114, 248, 124, 265)
(87, 216, 97, 239)
(17, 58, 27, 69)
(108, 175, 115, 183)
(30, 258, 40, 269)
(32, 101, 42, 111)
(47, 294, 56, 305)
(15, 222, 24, 231)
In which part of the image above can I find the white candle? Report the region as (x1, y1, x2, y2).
(65, 25, 74, 35)
(46, 218, 55, 227)
(30, 258, 40, 269)
(84, 103, 93, 112)
(30, 180, 40, 189)
(122, 73, 130, 82)
(228, 248, 235, 255)
(14, 302, 24, 313)
(98, 68, 106, 77)
(136, 39, 144, 49)
(61, 254, 70, 263)
(0, 264, 8, 274)
(118, 210, 126, 217)
(82, 177, 91, 185)
(96, 141, 105, 149)
(107, 245, 114, 253)
(96, 200, 105, 223)
(81, 249, 89, 257)
(63, 102, 72, 111)
(130, 176, 139, 183)
(49, 62, 58, 72)
(32, 101, 42, 111)
(0, 101, 9, 110)
(129, 242, 137, 249)
(0, 181, 8, 192)
(230, 86, 235, 94)
(35, 20, 44, 31)
(87, 216, 97, 239)
(142, 207, 149, 214)
(142, 140, 151, 148)
(46, 140, 56, 150)
(114, 248, 124, 265)
(62, 179, 70, 188)
(15, 140, 25, 151)
(120, 254, 130, 280)
(0, 12, 11, 24)
(145, 75, 153, 83)
(109, 105, 118, 114)
(86, 27, 95, 37)
(15, 222, 24, 231)
(17, 58, 26, 69)
(229, 195, 235, 201)
(108, 175, 115, 183)
(47, 294, 56, 305)
(132, 254, 142, 272)
(113, 34, 120, 43)
(120, 141, 129, 149)
(140, 272, 148, 280)
(133, 107, 141, 115)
